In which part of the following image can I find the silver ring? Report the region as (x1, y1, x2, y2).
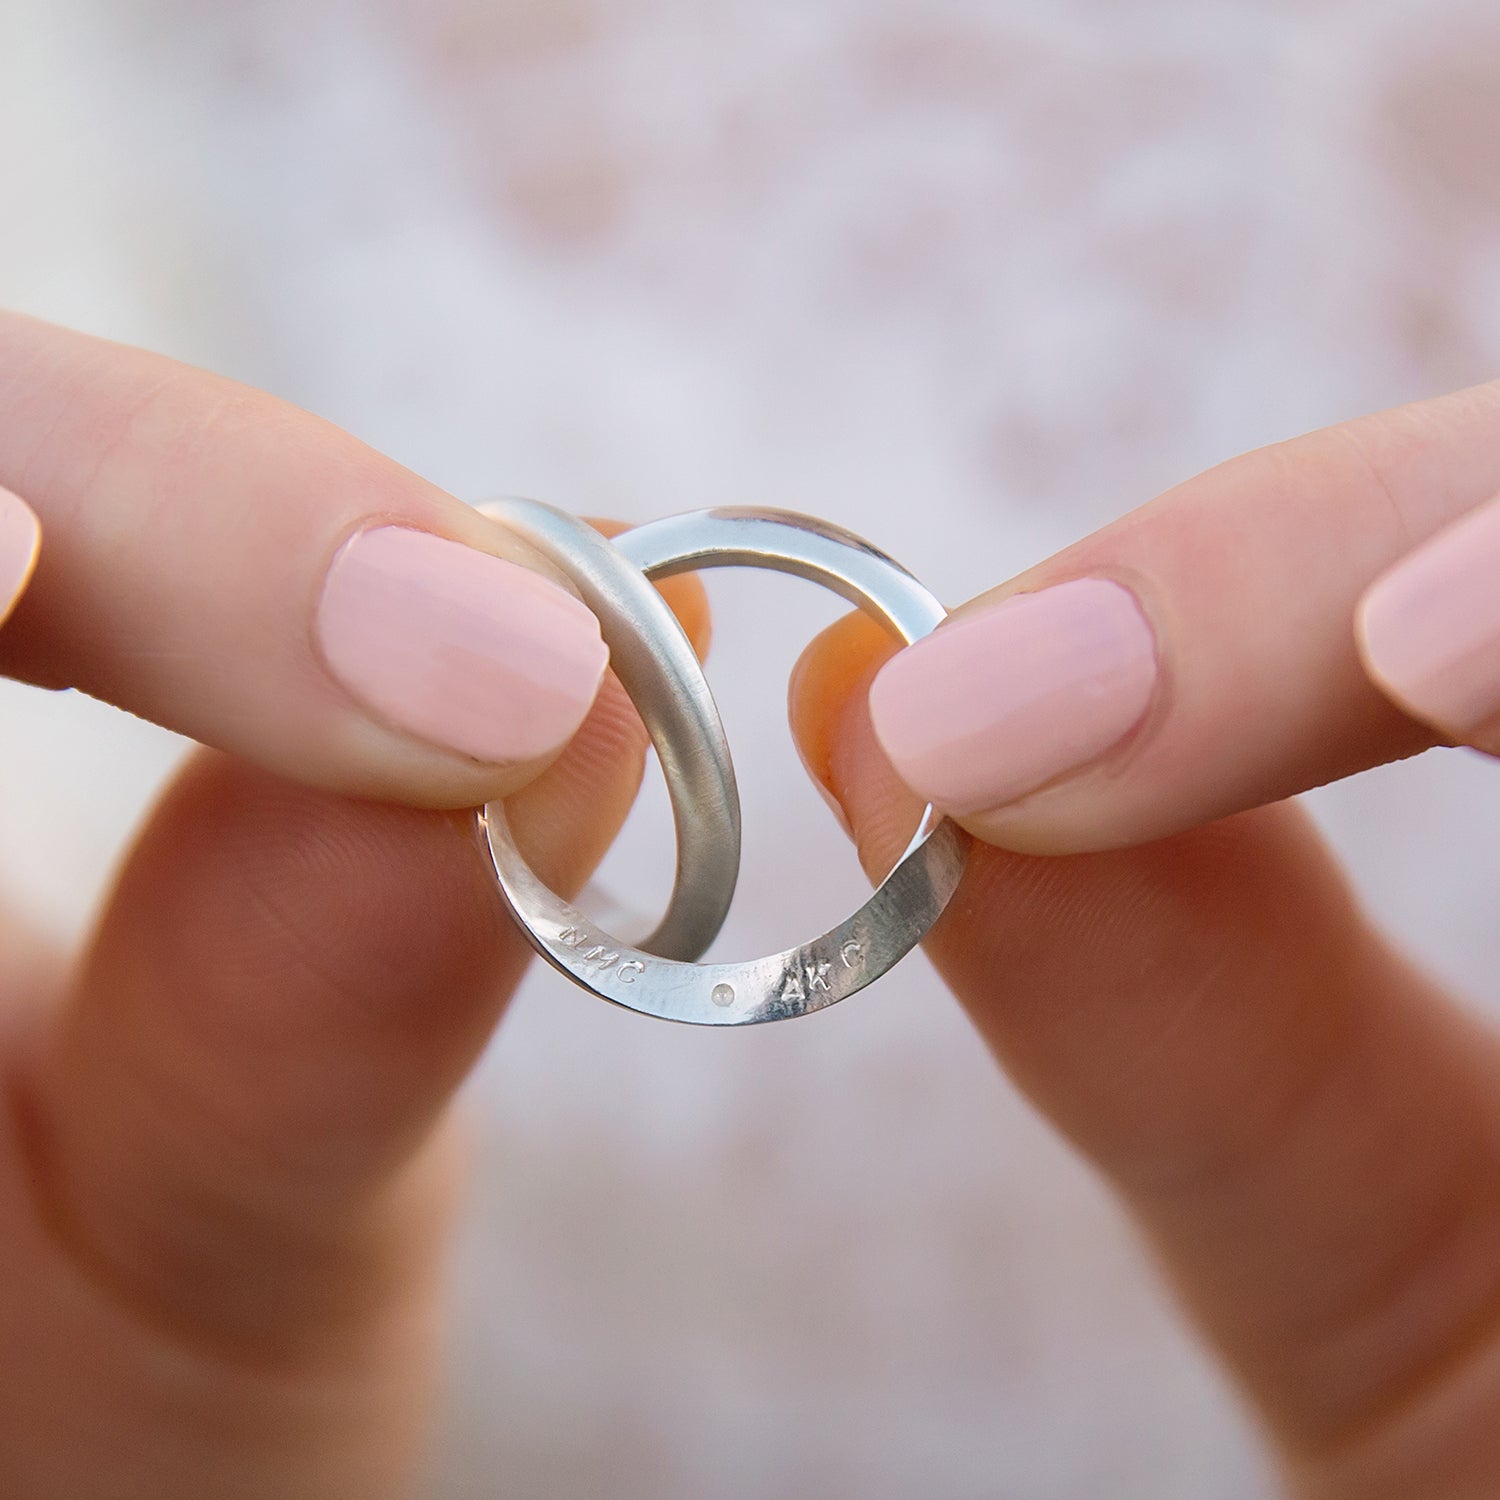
(477, 498, 740, 962)
(481, 506, 969, 1026)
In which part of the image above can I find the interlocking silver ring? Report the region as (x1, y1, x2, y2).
(479, 501, 969, 1027)
(476, 498, 740, 962)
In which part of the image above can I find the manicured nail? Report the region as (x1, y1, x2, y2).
(868, 578, 1158, 816)
(1358, 497, 1500, 737)
(316, 526, 609, 764)
(0, 486, 41, 626)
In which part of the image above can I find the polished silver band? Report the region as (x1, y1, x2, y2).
(480, 503, 969, 1026)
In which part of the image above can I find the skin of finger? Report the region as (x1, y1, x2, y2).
(0, 562, 705, 1498)
(793, 613, 1500, 1481)
(0, 656, 661, 1496)
(931, 384, 1500, 854)
(0, 312, 616, 808)
(20, 663, 663, 1340)
(0, 509, 67, 1016)
(0, 900, 65, 1019)
(0, 1100, 443, 1500)
(1291, 1332, 1500, 1499)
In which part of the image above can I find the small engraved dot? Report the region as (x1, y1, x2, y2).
(711, 983, 735, 1007)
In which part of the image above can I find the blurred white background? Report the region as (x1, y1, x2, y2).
(4, 2, 1500, 1495)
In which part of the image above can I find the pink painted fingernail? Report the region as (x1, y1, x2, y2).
(0, 486, 41, 626)
(867, 578, 1158, 815)
(316, 526, 608, 764)
(1358, 496, 1500, 738)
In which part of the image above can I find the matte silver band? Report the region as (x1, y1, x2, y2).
(477, 496, 740, 963)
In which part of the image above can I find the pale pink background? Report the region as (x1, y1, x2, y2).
(5, 3, 1500, 1496)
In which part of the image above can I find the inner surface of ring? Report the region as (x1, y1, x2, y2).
(483, 507, 969, 1027)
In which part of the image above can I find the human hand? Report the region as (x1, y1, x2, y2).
(790, 386, 1500, 1498)
(0, 314, 706, 1498)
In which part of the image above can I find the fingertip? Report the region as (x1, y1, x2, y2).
(358, 519, 711, 813)
(865, 579, 1160, 825)
(314, 525, 610, 777)
(788, 610, 894, 828)
(792, 595, 1162, 860)
(788, 610, 941, 878)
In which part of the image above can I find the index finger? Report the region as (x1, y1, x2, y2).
(864, 382, 1500, 853)
(0, 313, 609, 807)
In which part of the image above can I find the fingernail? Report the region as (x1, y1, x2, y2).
(1358, 497, 1500, 737)
(316, 526, 609, 764)
(0, 485, 41, 626)
(867, 578, 1158, 815)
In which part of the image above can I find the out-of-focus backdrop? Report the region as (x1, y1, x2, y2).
(5, 2, 1500, 1495)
